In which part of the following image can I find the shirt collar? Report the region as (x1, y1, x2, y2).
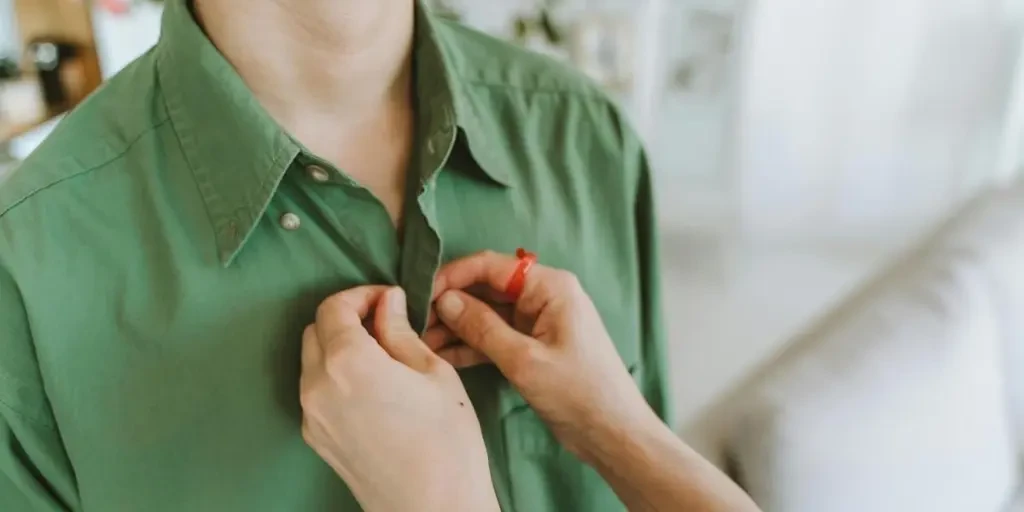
(156, 0, 511, 266)
(413, 7, 513, 187)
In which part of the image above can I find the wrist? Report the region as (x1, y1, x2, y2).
(434, 460, 501, 512)
(353, 460, 499, 512)
(391, 479, 499, 512)
(430, 465, 500, 512)
(575, 405, 666, 468)
(439, 488, 500, 512)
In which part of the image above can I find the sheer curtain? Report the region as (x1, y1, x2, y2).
(738, 0, 1024, 243)
(0, 0, 18, 58)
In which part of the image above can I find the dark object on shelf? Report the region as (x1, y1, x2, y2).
(514, 17, 529, 41)
(511, 0, 567, 47)
(538, 11, 563, 45)
(0, 57, 19, 80)
(27, 37, 80, 111)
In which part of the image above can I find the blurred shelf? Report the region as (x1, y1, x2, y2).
(0, 157, 15, 181)
(0, 114, 51, 142)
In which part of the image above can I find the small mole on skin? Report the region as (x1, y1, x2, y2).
(459, 402, 465, 407)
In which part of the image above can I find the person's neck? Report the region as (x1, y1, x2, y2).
(195, 0, 416, 132)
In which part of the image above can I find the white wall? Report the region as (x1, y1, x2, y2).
(457, 0, 665, 136)
(91, 3, 162, 78)
(0, 0, 18, 57)
(666, 0, 1024, 425)
(739, 0, 1024, 242)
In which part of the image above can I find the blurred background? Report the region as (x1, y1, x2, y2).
(3, 1, 1024, 510)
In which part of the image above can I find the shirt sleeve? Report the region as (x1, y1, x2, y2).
(0, 262, 79, 511)
(629, 133, 676, 426)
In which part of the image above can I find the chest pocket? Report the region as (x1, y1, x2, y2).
(500, 364, 641, 512)
(436, 170, 642, 511)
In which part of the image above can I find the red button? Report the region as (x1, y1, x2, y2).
(504, 248, 537, 302)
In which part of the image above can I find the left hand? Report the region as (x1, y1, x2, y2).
(299, 286, 499, 512)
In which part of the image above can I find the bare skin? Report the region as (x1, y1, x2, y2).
(430, 251, 763, 512)
(301, 251, 762, 512)
(194, 0, 415, 224)
(300, 287, 499, 512)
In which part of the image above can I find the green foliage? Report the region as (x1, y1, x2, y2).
(512, 0, 566, 46)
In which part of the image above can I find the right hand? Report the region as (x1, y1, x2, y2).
(300, 286, 498, 512)
(428, 251, 658, 460)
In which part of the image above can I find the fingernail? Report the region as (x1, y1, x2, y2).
(389, 288, 406, 316)
(437, 292, 464, 319)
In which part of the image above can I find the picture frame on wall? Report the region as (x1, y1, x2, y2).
(670, 7, 736, 96)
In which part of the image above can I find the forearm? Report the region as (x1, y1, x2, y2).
(340, 449, 500, 512)
(583, 412, 760, 512)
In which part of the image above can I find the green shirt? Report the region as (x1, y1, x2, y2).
(0, 1, 670, 510)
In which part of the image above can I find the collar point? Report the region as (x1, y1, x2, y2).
(219, 247, 239, 268)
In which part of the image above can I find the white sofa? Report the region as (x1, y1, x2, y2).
(684, 183, 1024, 512)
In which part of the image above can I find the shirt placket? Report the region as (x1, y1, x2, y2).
(399, 105, 458, 332)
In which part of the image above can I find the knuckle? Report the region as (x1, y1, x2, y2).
(554, 269, 581, 290)
(317, 293, 362, 322)
(387, 326, 412, 341)
(323, 342, 350, 373)
(422, 352, 440, 371)
(505, 343, 538, 382)
(376, 320, 396, 338)
(315, 296, 341, 323)
(473, 317, 502, 344)
(301, 422, 316, 446)
(314, 302, 328, 324)
(302, 324, 316, 341)
(433, 358, 457, 377)
(298, 388, 318, 412)
(548, 270, 585, 304)
(382, 321, 413, 340)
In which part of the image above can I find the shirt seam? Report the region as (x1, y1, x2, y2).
(155, 40, 300, 264)
(0, 382, 55, 430)
(432, 16, 607, 99)
(160, 87, 226, 259)
(0, 118, 172, 221)
(156, 45, 223, 250)
(461, 79, 607, 99)
(224, 140, 298, 265)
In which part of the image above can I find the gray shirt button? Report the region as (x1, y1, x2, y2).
(307, 165, 330, 183)
(280, 212, 301, 231)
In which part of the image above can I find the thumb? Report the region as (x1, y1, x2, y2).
(374, 288, 435, 371)
(435, 290, 533, 370)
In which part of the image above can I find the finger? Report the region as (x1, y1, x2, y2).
(301, 324, 323, 369)
(299, 325, 324, 407)
(435, 290, 534, 369)
(422, 325, 458, 352)
(433, 251, 521, 299)
(316, 285, 390, 346)
(433, 251, 557, 317)
(424, 299, 514, 349)
(373, 287, 435, 371)
(436, 344, 492, 368)
(425, 307, 440, 329)
(466, 283, 513, 305)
